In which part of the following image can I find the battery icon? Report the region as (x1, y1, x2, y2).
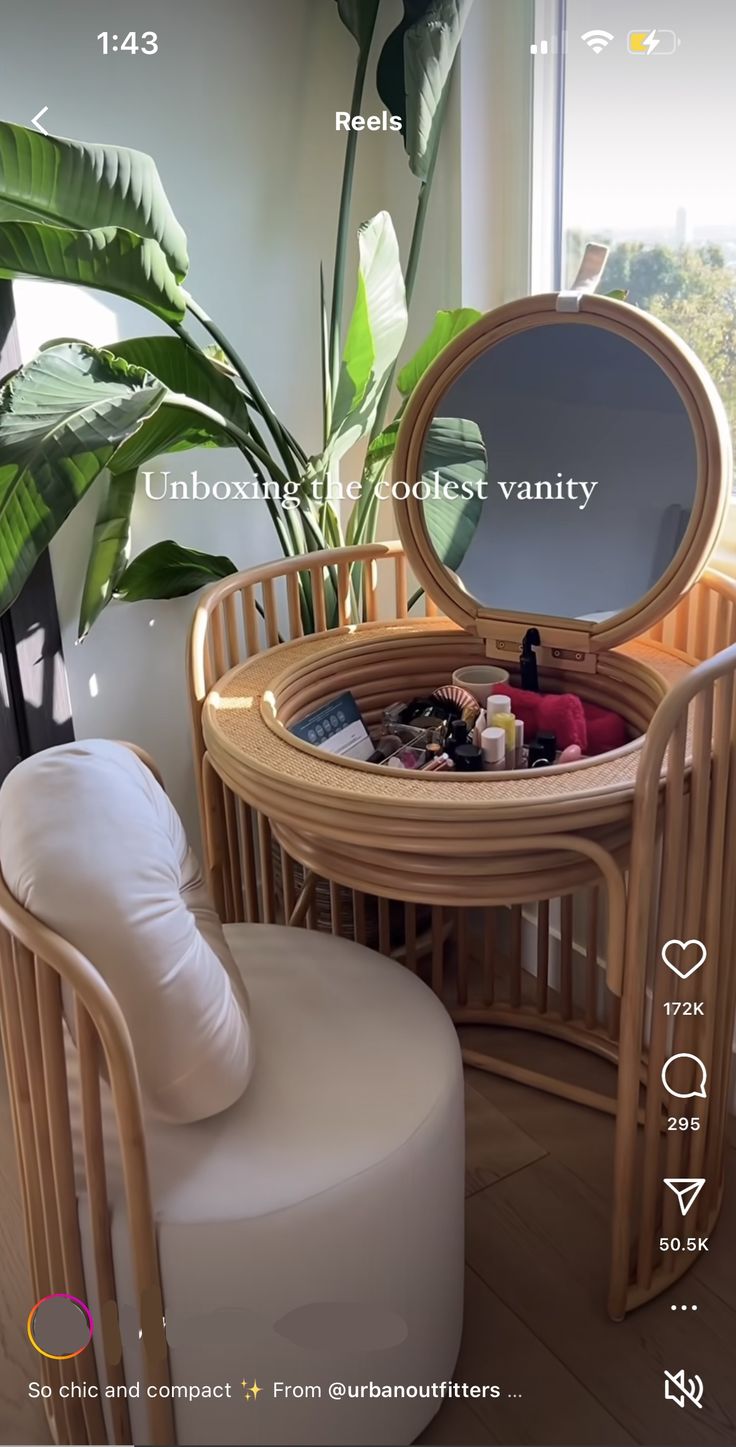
(628, 28, 680, 54)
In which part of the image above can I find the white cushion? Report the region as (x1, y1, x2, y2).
(0, 740, 252, 1123)
(93, 924, 463, 1219)
(72, 926, 464, 1445)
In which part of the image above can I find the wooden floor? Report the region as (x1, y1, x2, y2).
(2, 1033, 735, 1446)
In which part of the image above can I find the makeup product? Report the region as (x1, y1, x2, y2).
(473, 707, 487, 745)
(536, 731, 557, 764)
(487, 695, 516, 766)
(446, 719, 469, 760)
(454, 743, 483, 772)
(403, 698, 453, 739)
(424, 754, 452, 772)
(425, 740, 444, 764)
(528, 742, 550, 768)
(514, 718, 525, 768)
(451, 664, 510, 708)
(370, 733, 403, 759)
(383, 702, 408, 728)
(432, 685, 480, 729)
(400, 747, 426, 769)
(384, 746, 425, 770)
(481, 726, 506, 772)
(557, 743, 583, 764)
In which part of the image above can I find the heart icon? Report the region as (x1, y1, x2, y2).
(661, 939, 707, 980)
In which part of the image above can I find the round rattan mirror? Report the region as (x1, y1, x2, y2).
(393, 294, 732, 656)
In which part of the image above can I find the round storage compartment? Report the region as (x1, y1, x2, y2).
(271, 624, 679, 780)
(202, 619, 695, 906)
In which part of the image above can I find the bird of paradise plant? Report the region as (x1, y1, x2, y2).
(0, 0, 482, 638)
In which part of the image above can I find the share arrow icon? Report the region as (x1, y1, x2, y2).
(664, 1178, 706, 1217)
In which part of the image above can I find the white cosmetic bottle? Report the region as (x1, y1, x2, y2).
(481, 726, 506, 772)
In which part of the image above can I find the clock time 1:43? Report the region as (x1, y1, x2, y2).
(97, 32, 158, 55)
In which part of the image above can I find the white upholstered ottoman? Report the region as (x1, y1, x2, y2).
(80, 926, 464, 1445)
(0, 741, 464, 1446)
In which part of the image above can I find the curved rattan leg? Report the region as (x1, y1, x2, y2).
(447, 832, 627, 1109)
(611, 647, 736, 1319)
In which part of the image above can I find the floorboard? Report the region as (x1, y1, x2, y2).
(467, 1154, 736, 1445)
(464, 1081, 547, 1195)
(1, 1040, 734, 1446)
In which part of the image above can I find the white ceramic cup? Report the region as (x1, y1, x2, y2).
(452, 664, 510, 707)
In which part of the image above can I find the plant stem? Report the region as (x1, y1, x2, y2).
(327, 18, 378, 417)
(173, 321, 311, 557)
(368, 156, 441, 447)
(164, 393, 297, 558)
(184, 297, 301, 479)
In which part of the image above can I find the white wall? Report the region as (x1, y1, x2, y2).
(3, 0, 461, 839)
(459, 0, 534, 308)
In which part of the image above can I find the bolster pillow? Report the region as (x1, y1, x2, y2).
(0, 739, 253, 1123)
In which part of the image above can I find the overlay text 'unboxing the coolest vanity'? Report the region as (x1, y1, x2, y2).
(191, 285, 736, 1319)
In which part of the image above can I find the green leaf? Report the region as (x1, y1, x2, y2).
(365, 420, 400, 467)
(606, 288, 629, 301)
(320, 262, 332, 441)
(115, 539, 236, 601)
(397, 307, 482, 396)
(421, 415, 486, 571)
(0, 121, 188, 279)
(78, 469, 137, 640)
(377, 0, 473, 181)
(326, 211, 407, 465)
(0, 342, 168, 614)
(0, 221, 187, 323)
(345, 446, 390, 549)
(334, 0, 381, 51)
(102, 336, 251, 472)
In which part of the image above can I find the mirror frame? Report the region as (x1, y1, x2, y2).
(393, 293, 733, 655)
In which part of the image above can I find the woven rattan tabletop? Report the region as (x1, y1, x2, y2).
(202, 622, 692, 826)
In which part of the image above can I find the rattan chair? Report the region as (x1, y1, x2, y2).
(0, 737, 466, 1447)
(610, 638, 736, 1316)
(0, 742, 168, 1445)
(0, 838, 171, 1447)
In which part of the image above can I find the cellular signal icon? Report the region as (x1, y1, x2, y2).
(581, 29, 614, 53)
(530, 35, 563, 56)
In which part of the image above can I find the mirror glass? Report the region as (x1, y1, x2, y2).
(417, 322, 698, 623)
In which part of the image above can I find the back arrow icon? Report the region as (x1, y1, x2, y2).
(31, 107, 49, 135)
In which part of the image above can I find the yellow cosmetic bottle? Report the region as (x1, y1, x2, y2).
(487, 695, 516, 767)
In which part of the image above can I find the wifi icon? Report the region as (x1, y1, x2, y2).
(581, 28, 614, 53)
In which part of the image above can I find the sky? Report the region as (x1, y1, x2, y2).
(563, 0, 736, 234)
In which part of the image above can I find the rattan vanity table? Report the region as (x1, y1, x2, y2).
(196, 291, 736, 1319)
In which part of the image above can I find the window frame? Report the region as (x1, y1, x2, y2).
(530, 0, 567, 291)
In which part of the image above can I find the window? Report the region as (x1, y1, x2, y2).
(560, 0, 736, 435)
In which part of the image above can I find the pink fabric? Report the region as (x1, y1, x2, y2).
(537, 692, 587, 750)
(582, 700, 629, 755)
(488, 684, 628, 756)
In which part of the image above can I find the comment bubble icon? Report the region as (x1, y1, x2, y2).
(661, 1053, 707, 1099)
